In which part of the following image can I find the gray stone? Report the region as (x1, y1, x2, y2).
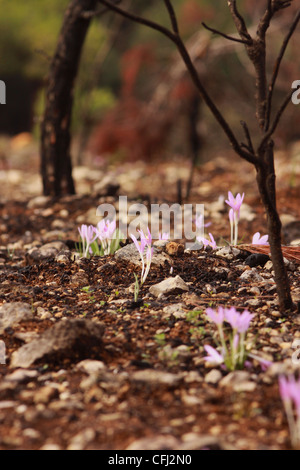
(126, 435, 180, 450)
(239, 269, 264, 282)
(0, 302, 34, 334)
(75, 359, 107, 375)
(204, 369, 222, 384)
(26, 241, 68, 265)
(215, 246, 240, 259)
(219, 371, 252, 390)
(10, 319, 105, 369)
(130, 370, 182, 387)
(149, 275, 189, 297)
(162, 303, 187, 319)
(179, 433, 234, 450)
(115, 243, 172, 267)
(27, 195, 51, 209)
(34, 386, 59, 404)
(5, 369, 39, 384)
(67, 428, 96, 451)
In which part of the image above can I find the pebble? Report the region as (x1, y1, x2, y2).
(0, 302, 34, 334)
(115, 243, 172, 268)
(204, 369, 222, 384)
(149, 275, 189, 297)
(67, 428, 96, 451)
(26, 241, 68, 265)
(10, 319, 105, 369)
(162, 303, 187, 319)
(239, 269, 264, 282)
(215, 246, 240, 260)
(130, 370, 182, 387)
(33, 386, 59, 405)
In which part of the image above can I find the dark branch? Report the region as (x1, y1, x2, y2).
(265, 9, 300, 131)
(98, 0, 259, 166)
(259, 90, 293, 152)
(98, 0, 177, 42)
(240, 121, 254, 154)
(227, 0, 253, 43)
(164, 0, 179, 35)
(202, 22, 251, 44)
(257, 0, 274, 39)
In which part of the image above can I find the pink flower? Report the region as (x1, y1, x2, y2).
(194, 214, 211, 229)
(206, 306, 225, 325)
(225, 191, 245, 218)
(78, 224, 98, 257)
(198, 233, 217, 250)
(225, 307, 254, 333)
(252, 232, 269, 245)
(279, 375, 300, 411)
(204, 345, 224, 365)
(159, 232, 169, 240)
(97, 219, 116, 240)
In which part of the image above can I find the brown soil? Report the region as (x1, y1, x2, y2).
(0, 143, 299, 450)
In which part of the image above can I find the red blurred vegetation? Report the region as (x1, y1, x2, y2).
(89, 44, 195, 161)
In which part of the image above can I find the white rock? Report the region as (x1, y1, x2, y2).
(149, 275, 189, 297)
(204, 369, 222, 384)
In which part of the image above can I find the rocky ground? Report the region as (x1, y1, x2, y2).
(0, 138, 300, 450)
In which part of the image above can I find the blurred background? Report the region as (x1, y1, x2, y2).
(0, 0, 299, 198)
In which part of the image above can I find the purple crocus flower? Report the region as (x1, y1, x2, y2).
(130, 227, 153, 285)
(206, 306, 225, 325)
(96, 219, 117, 255)
(225, 307, 254, 333)
(226, 192, 244, 245)
(198, 233, 217, 250)
(252, 232, 269, 245)
(204, 345, 224, 365)
(159, 232, 169, 240)
(78, 224, 97, 258)
(225, 191, 245, 218)
(97, 219, 116, 240)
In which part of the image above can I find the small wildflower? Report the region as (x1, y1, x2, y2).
(225, 191, 244, 245)
(204, 345, 224, 366)
(279, 375, 300, 448)
(198, 233, 217, 250)
(252, 232, 269, 245)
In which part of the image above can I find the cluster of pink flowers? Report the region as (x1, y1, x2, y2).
(78, 219, 121, 257)
(204, 306, 255, 371)
(197, 191, 269, 250)
(130, 227, 154, 285)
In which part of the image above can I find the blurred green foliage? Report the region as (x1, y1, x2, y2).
(0, 0, 106, 79)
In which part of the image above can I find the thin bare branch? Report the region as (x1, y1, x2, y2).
(257, 0, 274, 39)
(259, 90, 293, 151)
(265, 9, 300, 131)
(98, 0, 177, 42)
(98, 0, 259, 166)
(227, 0, 253, 43)
(240, 121, 254, 154)
(163, 0, 179, 35)
(202, 22, 251, 44)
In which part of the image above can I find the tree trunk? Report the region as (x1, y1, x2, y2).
(41, 0, 97, 196)
(256, 140, 294, 311)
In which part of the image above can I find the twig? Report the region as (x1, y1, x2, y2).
(164, 0, 179, 35)
(257, 0, 274, 39)
(227, 0, 253, 43)
(240, 121, 254, 154)
(259, 90, 293, 152)
(98, 0, 177, 42)
(202, 22, 251, 44)
(98, 0, 259, 166)
(265, 10, 300, 131)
